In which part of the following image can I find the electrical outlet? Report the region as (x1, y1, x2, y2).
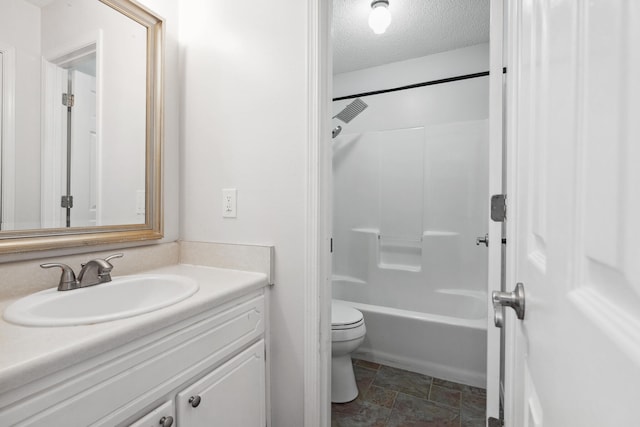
(222, 188, 237, 218)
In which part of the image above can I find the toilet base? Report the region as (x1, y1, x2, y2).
(331, 354, 358, 403)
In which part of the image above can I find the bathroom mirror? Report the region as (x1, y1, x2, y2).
(0, 0, 163, 253)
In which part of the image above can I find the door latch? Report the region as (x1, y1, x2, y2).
(491, 194, 506, 222)
(492, 282, 525, 328)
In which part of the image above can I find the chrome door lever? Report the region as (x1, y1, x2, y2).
(492, 282, 525, 328)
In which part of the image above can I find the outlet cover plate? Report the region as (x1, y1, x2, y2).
(222, 188, 237, 218)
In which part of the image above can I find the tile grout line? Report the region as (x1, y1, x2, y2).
(386, 388, 399, 427)
(334, 360, 486, 427)
(458, 388, 462, 427)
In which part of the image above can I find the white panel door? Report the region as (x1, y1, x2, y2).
(0, 45, 15, 230)
(0, 51, 3, 230)
(176, 340, 266, 427)
(70, 69, 98, 227)
(40, 60, 68, 228)
(504, 1, 640, 426)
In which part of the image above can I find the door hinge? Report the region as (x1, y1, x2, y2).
(60, 195, 74, 208)
(62, 93, 75, 107)
(330, 238, 333, 253)
(491, 194, 506, 222)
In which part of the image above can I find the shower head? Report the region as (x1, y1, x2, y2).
(332, 126, 343, 139)
(333, 98, 368, 124)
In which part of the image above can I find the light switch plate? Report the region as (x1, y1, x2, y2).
(222, 188, 237, 218)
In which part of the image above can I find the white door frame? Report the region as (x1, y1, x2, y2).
(0, 43, 16, 230)
(304, 1, 507, 426)
(486, 0, 505, 423)
(503, 0, 519, 422)
(304, 0, 332, 426)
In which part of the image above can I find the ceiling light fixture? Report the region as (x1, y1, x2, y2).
(368, 0, 391, 35)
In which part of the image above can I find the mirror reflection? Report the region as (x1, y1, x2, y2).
(0, 0, 147, 232)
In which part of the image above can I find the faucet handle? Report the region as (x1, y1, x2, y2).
(104, 253, 124, 263)
(93, 253, 123, 284)
(40, 263, 78, 291)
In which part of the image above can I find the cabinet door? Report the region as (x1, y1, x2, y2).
(129, 401, 174, 427)
(176, 340, 265, 427)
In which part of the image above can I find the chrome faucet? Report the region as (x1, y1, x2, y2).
(41, 253, 124, 291)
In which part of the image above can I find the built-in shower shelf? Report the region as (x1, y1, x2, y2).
(332, 274, 366, 285)
(377, 234, 422, 272)
(352, 227, 379, 234)
(378, 263, 421, 273)
(423, 230, 459, 237)
(349, 228, 424, 272)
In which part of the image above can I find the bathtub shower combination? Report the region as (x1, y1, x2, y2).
(333, 283, 486, 387)
(332, 66, 490, 388)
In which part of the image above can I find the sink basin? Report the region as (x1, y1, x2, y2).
(3, 274, 199, 327)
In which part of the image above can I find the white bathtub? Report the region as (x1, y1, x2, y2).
(334, 287, 487, 388)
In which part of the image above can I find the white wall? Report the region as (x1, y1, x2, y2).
(334, 43, 490, 97)
(179, 0, 309, 424)
(0, 0, 41, 229)
(332, 44, 490, 308)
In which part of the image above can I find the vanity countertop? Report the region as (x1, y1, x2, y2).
(0, 264, 268, 395)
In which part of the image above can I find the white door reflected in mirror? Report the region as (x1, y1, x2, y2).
(0, 0, 147, 231)
(41, 53, 101, 229)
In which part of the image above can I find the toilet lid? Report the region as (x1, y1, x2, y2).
(332, 301, 363, 328)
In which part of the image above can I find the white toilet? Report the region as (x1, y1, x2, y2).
(331, 301, 366, 403)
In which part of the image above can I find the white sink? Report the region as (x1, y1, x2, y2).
(3, 274, 199, 327)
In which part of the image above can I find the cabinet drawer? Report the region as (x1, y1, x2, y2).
(177, 340, 265, 427)
(0, 293, 264, 427)
(129, 401, 174, 427)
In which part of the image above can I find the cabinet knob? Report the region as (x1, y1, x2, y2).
(189, 395, 202, 408)
(159, 416, 174, 427)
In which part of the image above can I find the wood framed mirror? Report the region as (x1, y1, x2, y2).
(0, 0, 163, 254)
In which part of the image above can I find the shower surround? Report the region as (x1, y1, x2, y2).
(332, 44, 490, 387)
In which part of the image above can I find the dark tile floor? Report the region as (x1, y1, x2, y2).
(331, 359, 486, 427)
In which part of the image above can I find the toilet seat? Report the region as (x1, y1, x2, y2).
(332, 301, 366, 342)
(332, 322, 366, 342)
(332, 301, 363, 328)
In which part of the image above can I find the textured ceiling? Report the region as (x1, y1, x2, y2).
(332, 0, 490, 74)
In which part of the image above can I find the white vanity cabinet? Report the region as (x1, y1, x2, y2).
(129, 401, 175, 427)
(129, 341, 265, 427)
(176, 340, 265, 426)
(0, 290, 267, 427)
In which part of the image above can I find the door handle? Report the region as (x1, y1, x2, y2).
(476, 234, 489, 247)
(492, 282, 525, 328)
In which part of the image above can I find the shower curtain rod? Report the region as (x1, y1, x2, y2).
(332, 67, 507, 102)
